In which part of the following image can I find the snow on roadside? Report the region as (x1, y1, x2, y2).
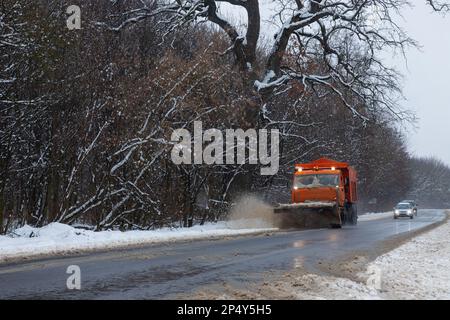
(0, 221, 276, 262)
(276, 273, 381, 300)
(368, 213, 450, 299)
(280, 211, 450, 299)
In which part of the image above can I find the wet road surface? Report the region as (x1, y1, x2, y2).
(0, 209, 445, 299)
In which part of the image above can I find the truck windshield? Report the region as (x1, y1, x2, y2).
(294, 174, 339, 188)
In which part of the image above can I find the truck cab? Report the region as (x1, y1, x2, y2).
(292, 158, 358, 225)
(292, 169, 345, 206)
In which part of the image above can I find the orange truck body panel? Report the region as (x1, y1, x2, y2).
(292, 158, 357, 206)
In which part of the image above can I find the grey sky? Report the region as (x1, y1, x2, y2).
(219, 1, 450, 166)
(393, 2, 450, 166)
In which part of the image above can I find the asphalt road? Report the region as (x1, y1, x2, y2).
(0, 209, 445, 299)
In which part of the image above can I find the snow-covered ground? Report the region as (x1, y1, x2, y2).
(0, 221, 276, 262)
(368, 215, 450, 299)
(274, 211, 450, 299)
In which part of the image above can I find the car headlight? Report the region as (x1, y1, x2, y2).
(407, 210, 412, 214)
(395, 210, 400, 214)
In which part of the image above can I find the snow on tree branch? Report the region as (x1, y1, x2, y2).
(100, 0, 425, 121)
(427, 0, 450, 12)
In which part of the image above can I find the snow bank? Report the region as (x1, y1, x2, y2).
(0, 222, 276, 262)
(367, 214, 450, 299)
(281, 273, 381, 300)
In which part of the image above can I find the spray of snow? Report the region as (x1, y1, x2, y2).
(227, 195, 280, 229)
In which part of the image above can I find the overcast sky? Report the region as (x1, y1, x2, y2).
(393, 2, 450, 166)
(219, 1, 450, 166)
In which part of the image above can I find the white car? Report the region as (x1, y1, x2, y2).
(394, 202, 415, 219)
(401, 200, 418, 216)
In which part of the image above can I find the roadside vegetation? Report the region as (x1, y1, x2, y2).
(1, 0, 449, 233)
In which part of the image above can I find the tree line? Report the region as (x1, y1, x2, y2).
(1, 0, 449, 233)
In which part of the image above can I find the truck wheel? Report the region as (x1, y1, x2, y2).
(350, 205, 358, 225)
(340, 210, 346, 226)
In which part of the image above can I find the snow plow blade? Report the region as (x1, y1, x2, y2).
(274, 202, 342, 229)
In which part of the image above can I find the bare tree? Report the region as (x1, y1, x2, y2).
(102, 0, 447, 120)
(2, 0, 448, 233)
(407, 157, 450, 208)
(427, 0, 450, 12)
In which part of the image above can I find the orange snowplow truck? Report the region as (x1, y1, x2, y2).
(274, 158, 358, 228)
